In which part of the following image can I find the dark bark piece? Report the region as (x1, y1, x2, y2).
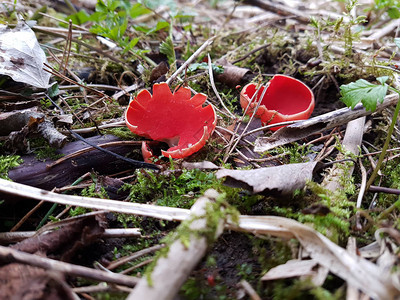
(8, 134, 140, 190)
(12, 213, 107, 262)
(0, 264, 76, 300)
(0, 107, 67, 149)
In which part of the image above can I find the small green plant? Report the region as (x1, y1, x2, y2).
(69, 206, 88, 217)
(160, 30, 176, 71)
(370, 0, 400, 19)
(339, 75, 400, 188)
(237, 263, 255, 281)
(69, 0, 153, 54)
(309, 0, 366, 59)
(0, 155, 22, 180)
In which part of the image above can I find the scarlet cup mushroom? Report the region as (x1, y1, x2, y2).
(240, 75, 315, 130)
(125, 83, 217, 160)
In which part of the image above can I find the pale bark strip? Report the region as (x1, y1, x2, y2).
(322, 116, 366, 191)
(0, 178, 189, 222)
(0, 228, 141, 244)
(0, 245, 138, 287)
(127, 189, 224, 300)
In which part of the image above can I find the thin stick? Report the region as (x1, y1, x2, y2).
(68, 130, 160, 170)
(207, 54, 236, 119)
(231, 43, 270, 64)
(241, 120, 299, 137)
(64, 121, 126, 134)
(10, 200, 45, 232)
(356, 158, 367, 208)
(222, 84, 263, 162)
(0, 245, 138, 287)
(107, 244, 165, 271)
(239, 279, 262, 300)
(33, 26, 125, 65)
(224, 83, 269, 162)
(166, 36, 216, 85)
(0, 228, 141, 244)
(120, 258, 153, 275)
(46, 140, 148, 169)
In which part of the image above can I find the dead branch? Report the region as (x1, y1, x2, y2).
(127, 189, 224, 300)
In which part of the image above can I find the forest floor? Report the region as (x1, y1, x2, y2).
(1, 0, 400, 299)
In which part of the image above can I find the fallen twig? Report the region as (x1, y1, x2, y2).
(0, 245, 139, 287)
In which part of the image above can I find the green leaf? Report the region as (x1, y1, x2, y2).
(377, 76, 389, 85)
(340, 79, 388, 111)
(67, 10, 91, 25)
(129, 3, 151, 18)
(388, 7, 400, 19)
(47, 83, 59, 98)
(188, 62, 224, 74)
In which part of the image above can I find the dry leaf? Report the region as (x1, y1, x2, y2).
(237, 215, 399, 299)
(182, 161, 219, 170)
(216, 161, 321, 196)
(261, 259, 318, 280)
(0, 22, 51, 89)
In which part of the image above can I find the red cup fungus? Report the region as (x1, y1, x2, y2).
(125, 83, 217, 159)
(240, 75, 315, 130)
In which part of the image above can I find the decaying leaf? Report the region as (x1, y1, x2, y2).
(12, 212, 107, 262)
(182, 161, 219, 170)
(0, 264, 76, 300)
(261, 259, 318, 280)
(216, 161, 321, 196)
(0, 22, 51, 89)
(237, 215, 399, 299)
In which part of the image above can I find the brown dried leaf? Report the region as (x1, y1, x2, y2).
(12, 212, 107, 262)
(216, 161, 321, 196)
(0, 264, 76, 300)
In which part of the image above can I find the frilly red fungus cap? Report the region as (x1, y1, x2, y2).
(240, 75, 315, 130)
(125, 83, 217, 159)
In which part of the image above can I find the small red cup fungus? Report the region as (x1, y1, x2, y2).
(125, 83, 217, 159)
(240, 75, 315, 130)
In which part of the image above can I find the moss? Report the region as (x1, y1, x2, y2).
(29, 137, 63, 161)
(81, 183, 109, 199)
(0, 155, 22, 180)
(123, 169, 218, 208)
(145, 192, 240, 286)
(104, 127, 139, 140)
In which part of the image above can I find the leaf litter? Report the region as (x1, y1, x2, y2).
(1, 0, 400, 299)
(0, 22, 51, 89)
